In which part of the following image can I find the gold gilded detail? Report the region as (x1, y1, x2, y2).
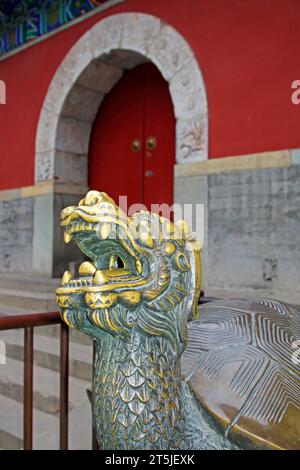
(79, 261, 96, 276)
(61, 270, 72, 286)
(120, 291, 141, 306)
(139, 231, 154, 248)
(163, 241, 176, 256)
(93, 270, 108, 285)
(100, 222, 111, 240)
(85, 292, 118, 309)
(64, 231, 72, 243)
(174, 252, 191, 272)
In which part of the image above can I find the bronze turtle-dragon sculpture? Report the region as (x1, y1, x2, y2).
(56, 190, 300, 450)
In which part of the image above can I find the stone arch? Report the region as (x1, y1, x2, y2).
(35, 12, 208, 184)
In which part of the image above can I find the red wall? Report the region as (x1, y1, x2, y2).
(0, 0, 299, 190)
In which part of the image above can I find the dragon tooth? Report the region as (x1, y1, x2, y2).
(61, 271, 72, 286)
(64, 231, 72, 243)
(79, 261, 96, 276)
(93, 270, 108, 285)
(100, 223, 111, 240)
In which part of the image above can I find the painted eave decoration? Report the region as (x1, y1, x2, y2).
(0, 0, 110, 58)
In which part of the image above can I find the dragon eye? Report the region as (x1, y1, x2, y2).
(109, 256, 124, 269)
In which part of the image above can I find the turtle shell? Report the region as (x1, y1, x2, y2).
(181, 298, 300, 450)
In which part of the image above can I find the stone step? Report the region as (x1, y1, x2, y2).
(1, 329, 93, 381)
(0, 356, 90, 415)
(0, 429, 23, 450)
(0, 288, 56, 311)
(0, 394, 92, 449)
(37, 323, 93, 347)
(0, 305, 40, 317)
(0, 273, 59, 294)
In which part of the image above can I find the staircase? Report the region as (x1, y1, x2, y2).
(0, 274, 94, 450)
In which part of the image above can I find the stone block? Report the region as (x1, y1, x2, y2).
(206, 165, 300, 298)
(54, 151, 88, 185)
(62, 84, 104, 123)
(176, 115, 208, 162)
(77, 59, 123, 94)
(121, 13, 161, 57)
(148, 23, 192, 81)
(0, 198, 33, 273)
(35, 150, 55, 183)
(90, 15, 124, 58)
(53, 194, 86, 277)
(56, 117, 91, 154)
(103, 50, 147, 70)
(35, 107, 57, 154)
(43, 66, 74, 115)
(170, 58, 206, 120)
(32, 194, 54, 276)
(60, 30, 94, 83)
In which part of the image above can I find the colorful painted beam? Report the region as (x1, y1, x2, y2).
(0, 0, 107, 57)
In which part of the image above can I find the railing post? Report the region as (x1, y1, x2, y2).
(24, 327, 33, 450)
(60, 322, 69, 449)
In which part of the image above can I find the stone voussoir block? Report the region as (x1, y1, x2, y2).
(35, 150, 56, 183)
(35, 107, 58, 154)
(61, 84, 104, 123)
(77, 58, 123, 94)
(148, 23, 193, 81)
(121, 13, 161, 57)
(176, 114, 208, 163)
(90, 15, 124, 58)
(170, 58, 207, 120)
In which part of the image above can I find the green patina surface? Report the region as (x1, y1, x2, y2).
(55, 190, 229, 449)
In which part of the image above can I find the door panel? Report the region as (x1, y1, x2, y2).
(89, 63, 175, 216)
(143, 64, 175, 216)
(89, 67, 144, 210)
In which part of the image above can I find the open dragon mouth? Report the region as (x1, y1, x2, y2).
(56, 202, 147, 297)
(56, 190, 201, 331)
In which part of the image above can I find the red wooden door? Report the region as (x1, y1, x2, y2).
(89, 63, 175, 216)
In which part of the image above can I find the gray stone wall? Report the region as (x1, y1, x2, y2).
(175, 162, 300, 298)
(53, 193, 86, 277)
(207, 164, 300, 296)
(0, 197, 33, 272)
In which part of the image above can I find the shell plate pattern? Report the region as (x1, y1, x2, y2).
(182, 298, 300, 449)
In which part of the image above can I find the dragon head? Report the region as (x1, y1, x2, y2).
(56, 191, 201, 351)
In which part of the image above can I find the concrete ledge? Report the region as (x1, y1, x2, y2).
(175, 149, 292, 177)
(0, 182, 89, 201)
(0, 148, 297, 202)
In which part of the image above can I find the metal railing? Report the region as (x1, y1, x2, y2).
(0, 311, 69, 450)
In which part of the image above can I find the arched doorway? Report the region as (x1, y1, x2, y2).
(34, 12, 208, 276)
(89, 63, 175, 215)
